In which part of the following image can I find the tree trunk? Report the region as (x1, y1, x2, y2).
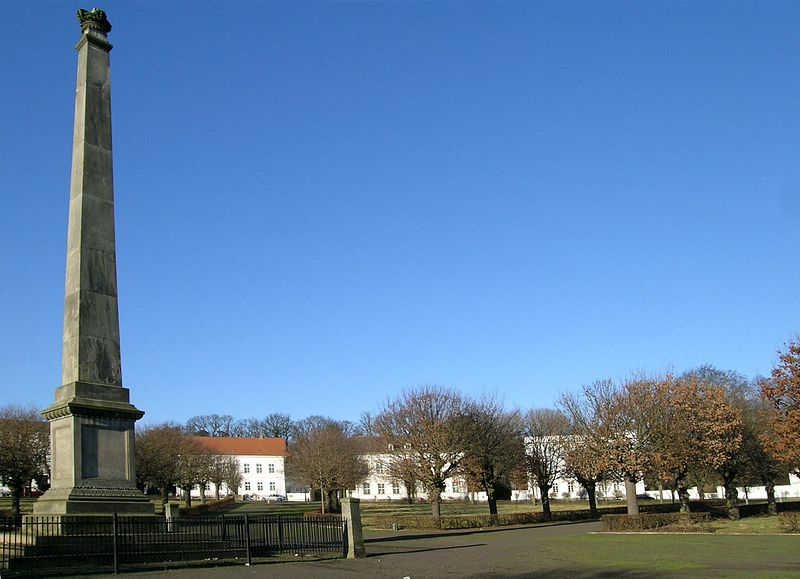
(624, 478, 639, 516)
(585, 481, 598, 518)
(538, 483, 552, 520)
(430, 486, 443, 518)
(723, 479, 739, 520)
(183, 487, 192, 508)
(199, 485, 206, 504)
(327, 489, 342, 514)
(404, 479, 416, 503)
(320, 486, 326, 514)
(215, 484, 221, 501)
(677, 486, 691, 513)
(765, 480, 777, 515)
(10, 484, 22, 521)
(487, 487, 498, 516)
(161, 486, 169, 505)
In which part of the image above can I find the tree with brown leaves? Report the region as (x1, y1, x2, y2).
(376, 385, 466, 517)
(760, 339, 800, 475)
(559, 384, 613, 518)
(136, 423, 184, 504)
(661, 377, 742, 514)
(0, 406, 49, 519)
(287, 423, 368, 513)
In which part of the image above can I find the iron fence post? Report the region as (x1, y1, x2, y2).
(112, 513, 119, 574)
(244, 514, 252, 566)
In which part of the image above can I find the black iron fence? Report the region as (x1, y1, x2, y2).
(1, 514, 347, 576)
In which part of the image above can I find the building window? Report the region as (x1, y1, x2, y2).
(205, 483, 210, 491)
(245, 482, 251, 491)
(362, 483, 370, 495)
(377, 483, 385, 495)
(567, 481, 574, 493)
(452, 480, 464, 493)
(243, 464, 250, 474)
(256, 482, 263, 491)
(552, 483, 558, 494)
(392, 483, 400, 495)
(270, 482, 276, 491)
(374, 461, 384, 474)
(269, 463, 275, 474)
(256, 464, 262, 473)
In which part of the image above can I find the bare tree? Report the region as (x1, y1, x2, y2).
(237, 413, 296, 439)
(376, 385, 466, 517)
(0, 406, 49, 519)
(386, 454, 421, 504)
(524, 408, 569, 519)
(222, 456, 243, 497)
(287, 423, 368, 513)
(294, 415, 354, 437)
(175, 437, 215, 507)
(185, 414, 238, 437)
(458, 397, 525, 516)
(356, 411, 377, 437)
(262, 413, 296, 439)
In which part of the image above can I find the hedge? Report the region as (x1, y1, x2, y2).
(601, 512, 712, 532)
(371, 508, 626, 530)
(778, 512, 800, 533)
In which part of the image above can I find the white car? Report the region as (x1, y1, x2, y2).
(266, 493, 286, 502)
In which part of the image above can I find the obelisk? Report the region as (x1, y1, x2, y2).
(34, 9, 152, 515)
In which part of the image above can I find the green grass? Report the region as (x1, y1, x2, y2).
(531, 533, 800, 577)
(357, 497, 649, 527)
(711, 515, 788, 535)
(0, 497, 36, 516)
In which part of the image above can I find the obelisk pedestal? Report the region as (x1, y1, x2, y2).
(33, 9, 152, 516)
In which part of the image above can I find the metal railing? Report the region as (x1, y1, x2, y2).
(1, 514, 347, 576)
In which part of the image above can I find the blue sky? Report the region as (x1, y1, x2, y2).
(2, 1, 799, 426)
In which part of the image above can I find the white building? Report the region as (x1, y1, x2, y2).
(182, 437, 291, 501)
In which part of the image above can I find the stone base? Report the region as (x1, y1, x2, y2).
(33, 486, 155, 516)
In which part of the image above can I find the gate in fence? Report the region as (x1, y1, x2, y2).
(0, 514, 347, 576)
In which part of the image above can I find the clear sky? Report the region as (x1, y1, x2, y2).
(2, 1, 799, 427)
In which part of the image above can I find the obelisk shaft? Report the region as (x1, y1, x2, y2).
(62, 26, 122, 387)
(34, 10, 151, 516)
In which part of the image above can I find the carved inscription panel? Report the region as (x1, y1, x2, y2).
(81, 424, 128, 480)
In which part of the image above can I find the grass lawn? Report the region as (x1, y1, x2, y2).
(0, 498, 36, 516)
(532, 532, 800, 577)
(357, 498, 649, 528)
(711, 515, 789, 534)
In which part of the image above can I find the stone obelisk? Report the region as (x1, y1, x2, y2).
(34, 9, 152, 515)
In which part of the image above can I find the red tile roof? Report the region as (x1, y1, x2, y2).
(190, 436, 287, 457)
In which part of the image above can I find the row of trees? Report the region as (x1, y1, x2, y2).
(183, 412, 381, 441)
(286, 340, 800, 519)
(135, 424, 242, 507)
(2, 339, 798, 520)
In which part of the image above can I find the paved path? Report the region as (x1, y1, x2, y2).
(116, 520, 604, 579)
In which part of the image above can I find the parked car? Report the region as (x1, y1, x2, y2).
(266, 494, 286, 502)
